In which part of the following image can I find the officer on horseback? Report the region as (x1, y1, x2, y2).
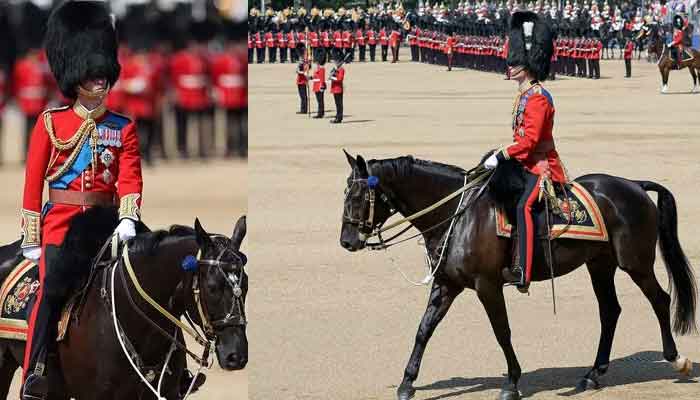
(670, 8, 692, 66)
(19, 2, 142, 398)
(483, 11, 567, 290)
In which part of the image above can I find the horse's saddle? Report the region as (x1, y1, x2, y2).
(494, 181, 609, 242)
(0, 259, 83, 342)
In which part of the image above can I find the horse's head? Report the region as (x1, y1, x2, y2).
(192, 216, 248, 370)
(340, 150, 396, 252)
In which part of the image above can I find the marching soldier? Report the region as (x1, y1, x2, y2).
(212, 19, 247, 158)
(484, 11, 567, 291)
(446, 29, 456, 71)
(623, 38, 633, 77)
(367, 19, 378, 62)
(329, 59, 345, 124)
(389, 22, 401, 63)
(20, 2, 143, 398)
(296, 59, 310, 114)
(356, 22, 367, 62)
(255, 12, 265, 63)
(13, 2, 50, 162)
(312, 58, 326, 118)
(379, 23, 389, 62)
(265, 13, 277, 64)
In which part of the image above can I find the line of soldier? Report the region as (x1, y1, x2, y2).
(248, 5, 408, 65)
(0, 2, 248, 165)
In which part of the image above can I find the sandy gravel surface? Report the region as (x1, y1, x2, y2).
(249, 58, 700, 400)
(0, 115, 248, 400)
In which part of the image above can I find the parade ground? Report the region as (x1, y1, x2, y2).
(0, 118, 248, 399)
(250, 58, 700, 400)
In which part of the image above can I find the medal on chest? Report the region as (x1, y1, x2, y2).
(96, 125, 122, 147)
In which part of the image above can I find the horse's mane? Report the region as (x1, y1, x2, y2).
(367, 156, 467, 183)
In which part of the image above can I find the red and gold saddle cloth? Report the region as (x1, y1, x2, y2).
(495, 181, 609, 242)
(0, 259, 38, 340)
(0, 259, 76, 341)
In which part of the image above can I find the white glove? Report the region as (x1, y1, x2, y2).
(484, 152, 499, 170)
(115, 219, 137, 242)
(23, 246, 41, 262)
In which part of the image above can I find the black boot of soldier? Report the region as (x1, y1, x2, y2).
(21, 373, 48, 400)
(179, 370, 207, 397)
(502, 239, 529, 293)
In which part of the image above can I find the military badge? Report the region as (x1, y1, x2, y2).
(4, 276, 39, 314)
(97, 125, 122, 147)
(100, 149, 115, 168)
(102, 169, 114, 184)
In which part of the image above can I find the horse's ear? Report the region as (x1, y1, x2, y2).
(194, 218, 213, 248)
(343, 149, 356, 169)
(356, 155, 368, 177)
(231, 215, 247, 251)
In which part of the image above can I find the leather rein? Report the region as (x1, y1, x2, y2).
(343, 164, 493, 251)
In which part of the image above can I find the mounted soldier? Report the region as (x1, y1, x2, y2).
(19, 2, 142, 398)
(483, 11, 567, 290)
(670, 9, 692, 66)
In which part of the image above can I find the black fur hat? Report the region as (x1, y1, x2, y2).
(506, 11, 553, 81)
(673, 15, 684, 30)
(45, 1, 120, 100)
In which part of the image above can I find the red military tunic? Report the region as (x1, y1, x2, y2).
(355, 29, 365, 47)
(210, 50, 246, 110)
(379, 29, 389, 46)
(342, 31, 353, 49)
(312, 66, 326, 93)
(498, 82, 566, 183)
(321, 31, 331, 48)
(169, 49, 210, 111)
(330, 67, 345, 94)
(296, 63, 309, 85)
(389, 30, 400, 48)
(623, 40, 634, 60)
(367, 30, 377, 46)
(333, 31, 343, 49)
(21, 103, 143, 250)
(12, 54, 50, 117)
(121, 53, 158, 119)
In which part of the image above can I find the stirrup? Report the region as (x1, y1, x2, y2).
(21, 374, 48, 400)
(502, 267, 529, 293)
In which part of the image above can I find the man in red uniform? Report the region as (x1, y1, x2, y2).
(122, 7, 160, 165)
(20, 3, 142, 398)
(484, 12, 566, 290)
(342, 27, 353, 61)
(329, 60, 345, 124)
(591, 38, 602, 79)
(333, 27, 343, 62)
(624, 38, 634, 77)
(169, 22, 212, 159)
(446, 30, 456, 71)
(670, 14, 691, 66)
(389, 24, 401, 63)
(367, 25, 378, 62)
(356, 26, 367, 62)
(211, 20, 247, 157)
(296, 59, 310, 114)
(379, 25, 389, 62)
(312, 58, 326, 119)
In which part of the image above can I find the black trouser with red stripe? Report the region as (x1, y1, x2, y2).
(516, 172, 542, 285)
(23, 245, 72, 396)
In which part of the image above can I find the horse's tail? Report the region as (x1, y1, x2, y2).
(636, 180, 698, 335)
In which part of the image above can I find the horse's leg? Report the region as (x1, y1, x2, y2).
(476, 280, 521, 400)
(397, 279, 462, 400)
(690, 67, 698, 93)
(661, 66, 669, 93)
(617, 240, 687, 374)
(576, 260, 621, 392)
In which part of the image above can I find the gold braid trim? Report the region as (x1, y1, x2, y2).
(119, 194, 141, 221)
(44, 112, 100, 183)
(20, 209, 41, 248)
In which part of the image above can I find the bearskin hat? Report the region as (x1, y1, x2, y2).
(673, 15, 684, 30)
(506, 11, 553, 81)
(45, 1, 120, 100)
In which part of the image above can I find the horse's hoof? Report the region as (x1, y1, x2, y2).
(575, 377, 599, 392)
(671, 356, 693, 376)
(499, 388, 521, 400)
(397, 384, 416, 400)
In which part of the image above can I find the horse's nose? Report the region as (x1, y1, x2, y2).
(340, 239, 352, 249)
(226, 353, 248, 370)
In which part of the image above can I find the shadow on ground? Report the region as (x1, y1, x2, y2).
(411, 351, 698, 400)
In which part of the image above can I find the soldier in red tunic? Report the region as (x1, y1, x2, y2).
(670, 13, 691, 66)
(379, 24, 389, 62)
(623, 38, 634, 77)
(20, 3, 143, 398)
(484, 12, 566, 290)
(329, 60, 345, 124)
(311, 58, 326, 118)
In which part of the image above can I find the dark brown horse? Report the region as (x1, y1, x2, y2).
(639, 24, 700, 93)
(340, 152, 697, 400)
(0, 208, 248, 399)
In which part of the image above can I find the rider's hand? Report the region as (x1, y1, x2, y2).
(115, 219, 137, 242)
(484, 152, 499, 170)
(22, 246, 41, 262)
